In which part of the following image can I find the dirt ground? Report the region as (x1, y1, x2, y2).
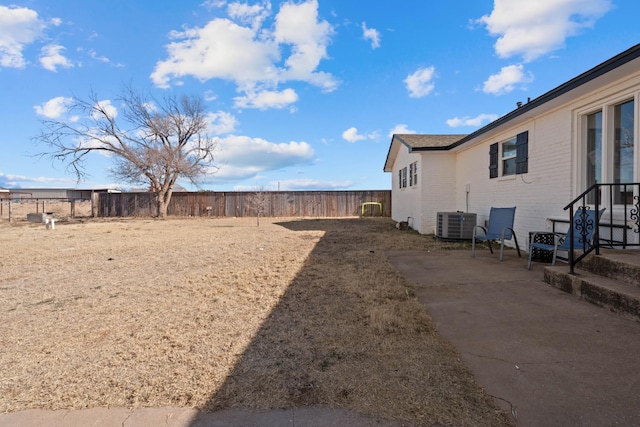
(0, 217, 512, 426)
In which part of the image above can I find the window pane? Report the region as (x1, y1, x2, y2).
(413, 162, 418, 186)
(501, 137, 517, 176)
(586, 111, 602, 204)
(502, 138, 517, 158)
(614, 100, 634, 204)
(503, 158, 516, 176)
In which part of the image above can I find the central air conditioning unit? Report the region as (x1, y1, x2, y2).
(436, 212, 477, 240)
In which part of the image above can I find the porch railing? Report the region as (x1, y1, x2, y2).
(564, 182, 640, 274)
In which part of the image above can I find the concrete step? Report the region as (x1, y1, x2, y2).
(545, 265, 640, 322)
(578, 250, 640, 287)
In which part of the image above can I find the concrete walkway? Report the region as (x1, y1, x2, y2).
(0, 406, 410, 427)
(385, 248, 640, 427)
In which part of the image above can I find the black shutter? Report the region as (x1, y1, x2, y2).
(489, 143, 498, 178)
(516, 131, 528, 174)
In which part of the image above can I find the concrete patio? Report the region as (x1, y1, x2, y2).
(385, 247, 640, 427)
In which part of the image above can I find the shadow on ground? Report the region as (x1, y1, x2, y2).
(188, 218, 512, 426)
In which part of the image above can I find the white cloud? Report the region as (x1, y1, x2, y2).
(213, 134, 314, 180)
(91, 99, 118, 119)
(204, 90, 217, 102)
(483, 64, 533, 95)
(233, 88, 298, 110)
(34, 96, 73, 119)
(404, 66, 436, 98)
(273, 0, 336, 89)
(0, 5, 45, 68)
(151, 18, 278, 88)
(342, 127, 378, 143)
(227, 1, 271, 29)
(39, 44, 73, 71)
(476, 0, 612, 62)
(388, 124, 416, 137)
(207, 111, 238, 134)
(446, 113, 499, 128)
(0, 172, 75, 188)
(202, 0, 227, 11)
(151, 0, 337, 108)
(88, 49, 109, 63)
(362, 22, 381, 49)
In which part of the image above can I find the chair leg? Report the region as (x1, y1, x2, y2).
(499, 239, 505, 262)
(487, 240, 494, 254)
(512, 233, 521, 257)
(471, 236, 476, 257)
(527, 246, 533, 269)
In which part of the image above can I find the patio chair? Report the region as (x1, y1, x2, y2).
(471, 207, 521, 262)
(527, 207, 605, 269)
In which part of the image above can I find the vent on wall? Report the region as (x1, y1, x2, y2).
(436, 212, 477, 240)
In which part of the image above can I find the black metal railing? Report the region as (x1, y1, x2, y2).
(564, 182, 640, 274)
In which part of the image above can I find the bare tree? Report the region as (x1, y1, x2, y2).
(249, 185, 270, 226)
(35, 86, 217, 218)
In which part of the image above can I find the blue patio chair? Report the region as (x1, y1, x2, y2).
(471, 207, 521, 262)
(527, 207, 605, 269)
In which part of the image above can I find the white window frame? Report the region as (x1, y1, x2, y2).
(501, 136, 518, 177)
(398, 166, 407, 189)
(409, 161, 418, 187)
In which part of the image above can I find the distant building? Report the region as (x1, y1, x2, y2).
(8, 188, 118, 200)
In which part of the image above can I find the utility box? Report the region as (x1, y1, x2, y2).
(436, 212, 477, 240)
(27, 212, 45, 223)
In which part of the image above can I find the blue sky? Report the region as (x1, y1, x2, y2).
(0, 0, 638, 191)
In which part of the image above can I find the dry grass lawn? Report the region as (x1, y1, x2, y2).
(0, 217, 512, 426)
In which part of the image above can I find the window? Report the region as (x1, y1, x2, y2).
(614, 100, 634, 204)
(398, 167, 407, 188)
(582, 99, 635, 205)
(489, 131, 528, 178)
(502, 137, 517, 176)
(409, 161, 418, 187)
(409, 163, 413, 186)
(585, 110, 602, 203)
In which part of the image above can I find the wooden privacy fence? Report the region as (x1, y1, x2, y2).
(96, 190, 391, 218)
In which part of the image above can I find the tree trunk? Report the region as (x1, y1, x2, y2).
(157, 197, 168, 218)
(156, 187, 173, 218)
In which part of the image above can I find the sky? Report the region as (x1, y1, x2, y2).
(1, 0, 639, 192)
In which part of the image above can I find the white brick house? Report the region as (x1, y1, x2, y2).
(384, 43, 640, 251)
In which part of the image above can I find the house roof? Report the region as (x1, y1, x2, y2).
(384, 42, 640, 172)
(394, 134, 468, 149)
(383, 134, 468, 172)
